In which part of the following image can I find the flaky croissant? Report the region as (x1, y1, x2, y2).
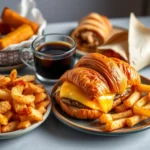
(60, 67, 110, 99)
(111, 58, 141, 85)
(54, 53, 141, 119)
(79, 12, 112, 34)
(75, 53, 128, 93)
(71, 12, 112, 52)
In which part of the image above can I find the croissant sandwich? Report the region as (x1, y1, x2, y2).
(71, 12, 112, 52)
(54, 53, 141, 119)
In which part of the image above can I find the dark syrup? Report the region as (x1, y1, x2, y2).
(34, 42, 76, 79)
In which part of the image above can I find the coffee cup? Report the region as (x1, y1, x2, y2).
(20, 33, 76, 83)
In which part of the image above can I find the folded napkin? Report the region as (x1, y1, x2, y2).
(3, 0, 46, 51)
(97, 13, 150, 71)
(129, 13, 150, 71)
(97, 31, 129, 61)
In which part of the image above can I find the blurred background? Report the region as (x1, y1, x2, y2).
(0, 0, 150, 23)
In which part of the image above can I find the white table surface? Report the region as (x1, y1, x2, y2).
(1, 16, 150, 150)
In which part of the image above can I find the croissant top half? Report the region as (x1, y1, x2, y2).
(75, 53, 128, 93)
(60, 67, 110, 99)
(79, 12, 112, 34)
(59, 53, 140, 99)
(112, 57, 141, 85)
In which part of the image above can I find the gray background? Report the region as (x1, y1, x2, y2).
(0, 0, 149, 23)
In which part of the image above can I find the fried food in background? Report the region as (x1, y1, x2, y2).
(0, 24, 34, 50)
(0, 7, 39, 50)
(0, 69, 50, 133)
(0, 20, 14, 35)
(71, 12, 112, 52)
(2, 7, 39, 33)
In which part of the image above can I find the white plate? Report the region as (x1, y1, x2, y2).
(0, 94, 51, 139)
(0, 64, 24, 72)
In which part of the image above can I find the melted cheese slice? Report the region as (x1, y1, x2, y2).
(59, 81, 115, 113)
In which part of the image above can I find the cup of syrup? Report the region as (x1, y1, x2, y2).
(20, 34, 76, 83)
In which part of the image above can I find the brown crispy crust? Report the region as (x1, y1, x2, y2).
(75, 53, 127, 93)
(79, 12, 112, 33)
(79, 19, 109, 36)
(55, 92, 102, 119)
(71, 12, 112, 51)
(112, 58, 141, 85)
(60, 67, 110, 99)
(72, 24, 106, 45)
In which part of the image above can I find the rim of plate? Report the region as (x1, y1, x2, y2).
(52, 103, 150, 136)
